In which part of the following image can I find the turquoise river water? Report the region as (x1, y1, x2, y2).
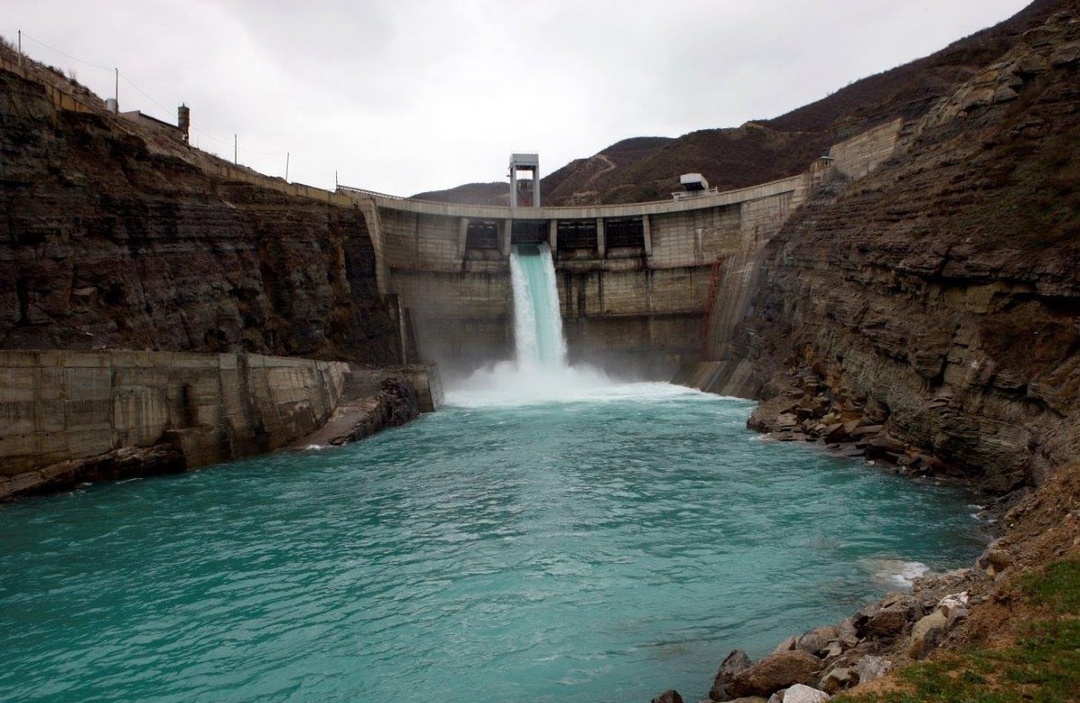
(0, 373, 986, 703)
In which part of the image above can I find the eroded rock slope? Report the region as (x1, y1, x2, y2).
(736, 9, 1080, 493)
(0, 62, 397, 362)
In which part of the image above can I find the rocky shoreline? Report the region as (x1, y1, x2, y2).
(747, 368, 989, 490)
(650, 376, 1080, 703)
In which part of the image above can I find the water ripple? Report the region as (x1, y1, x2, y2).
(0, 388, 986, 703)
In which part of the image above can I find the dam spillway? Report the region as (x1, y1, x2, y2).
(340, 119, 906, 386)
(346, 174, 812, 379)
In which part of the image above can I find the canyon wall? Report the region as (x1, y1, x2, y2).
(0, 350, 350, 499)
(675, 119, 904, 396)
(0, 56, 399, 363)
(727, 10, 1080, 492)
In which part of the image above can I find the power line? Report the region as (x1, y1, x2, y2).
(4, 29, 293, 175)
(14, 31, 114, 74)
(120, 75, 172, 115)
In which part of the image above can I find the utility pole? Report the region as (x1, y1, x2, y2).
(17, 30, 22, 69)
(285, 152, 290, 181)
(234, 134, 237, 165)
(114, 68, 118, 107)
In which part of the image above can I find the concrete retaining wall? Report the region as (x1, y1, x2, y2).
(0, 351, 350, 497)
(829, 118, 904, 179)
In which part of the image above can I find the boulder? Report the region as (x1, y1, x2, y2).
(796, 626, 839, 657)
(857, 605, 910, 642)
(774, 636, 797, 653)
(822, 640, 845, 659)
(853, 656, 892, 685)
(782, 684, 831, 703)
(907, 610, 949, 659)
(818, 667, 857, 694)
(709, 649, 753, 701)
(977, 547, 1014, 575)
(938, 592, 969, 617)
(729, 650, 821, 698)
(824, 423, 849, 444)
(837, 618, 860, 648)
(777, 413, 799, 429)
(947, 606, 969, 630)
(651, 690, 683, 703)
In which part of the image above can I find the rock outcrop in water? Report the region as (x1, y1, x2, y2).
(0, 47, 398, 363)
(734, 7, 1080, 494)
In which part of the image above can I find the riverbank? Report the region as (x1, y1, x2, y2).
(656, 436, 1080, 699)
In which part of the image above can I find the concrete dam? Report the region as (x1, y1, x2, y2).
(340, 118, 903, 385)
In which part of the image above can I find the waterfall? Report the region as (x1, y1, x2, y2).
(452, 242, 611, 404)
(509, 243, 567, 369)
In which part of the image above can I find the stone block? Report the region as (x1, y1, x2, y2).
(729, 650, 821, 698)
(0, 368, 38, 403)
(907, 610, 948, 659)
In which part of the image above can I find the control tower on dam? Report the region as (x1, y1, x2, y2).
(341, 172, 812, 377)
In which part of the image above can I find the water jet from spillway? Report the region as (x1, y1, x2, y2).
(449, 242, 616, 406)
(509, 242, 566, 370)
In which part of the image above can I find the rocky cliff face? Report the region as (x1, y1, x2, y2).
(734, 9, 1080, 494)
(0, 64, 397, 362)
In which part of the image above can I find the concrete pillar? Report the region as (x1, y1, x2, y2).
(532, 170, 540, 207)
(501, 218, 512, 257)
(597, 218, 606, 259)
(360, 199, 390, 297)
(642, 215, 653, 256)
(549, 219, 558, 252)
(457, 217, 469, 260)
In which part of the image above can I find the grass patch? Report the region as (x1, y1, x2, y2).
(835, 558, 1080, 703)
(1021, 558, 1080, 615)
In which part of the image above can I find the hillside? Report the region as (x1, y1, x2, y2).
(410, 181, 509, 206)
(735, 4, 1080, 493)
(417, 0, 1062, 206)
(670, 6, 1080, 699)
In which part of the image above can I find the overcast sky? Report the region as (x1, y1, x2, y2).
(6, 0, 1031, 196)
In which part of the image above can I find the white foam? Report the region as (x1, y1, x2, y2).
(445, 363, 713, 408)
(867, 558, 930, 589)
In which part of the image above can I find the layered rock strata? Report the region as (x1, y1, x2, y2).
(0, 56, 398, 362)
(734, 9, 1080, 493)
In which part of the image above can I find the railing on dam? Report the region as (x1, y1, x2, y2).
(337, 173, 808, 221)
